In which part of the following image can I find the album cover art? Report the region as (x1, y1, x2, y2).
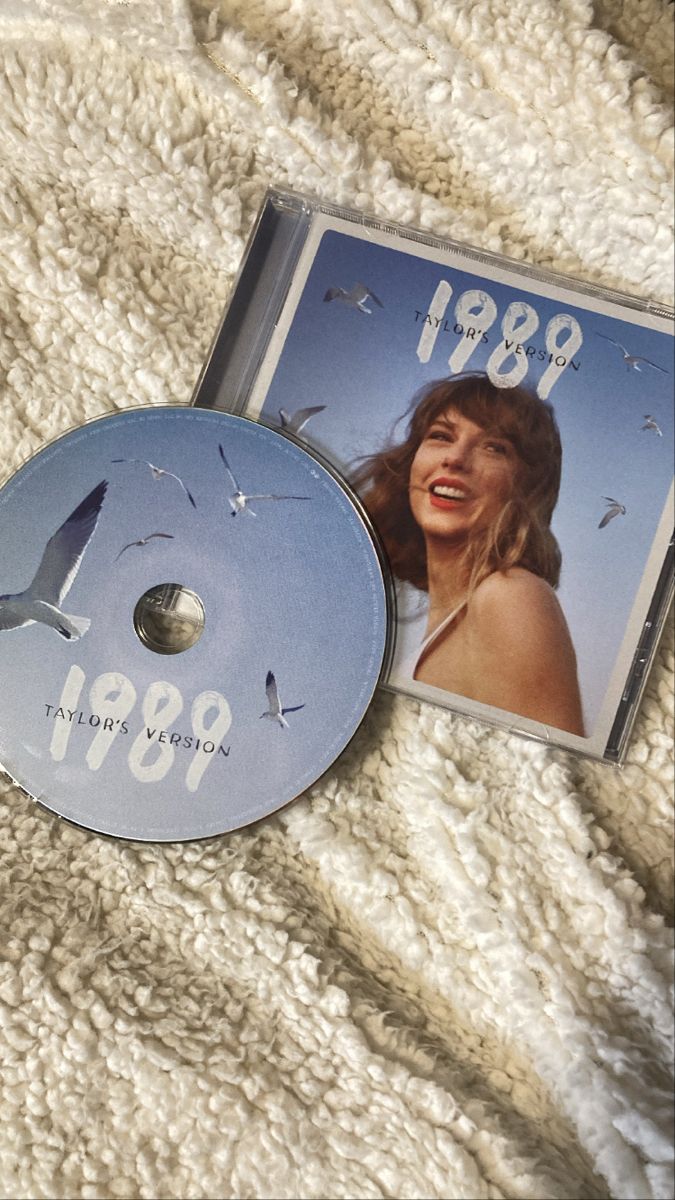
(196, 191, 674, 761)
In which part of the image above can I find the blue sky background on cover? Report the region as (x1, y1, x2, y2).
(254, 228, 674, 737)
(0, 408, 387, 840)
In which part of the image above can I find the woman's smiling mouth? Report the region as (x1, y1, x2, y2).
(429, 477, 470, 507)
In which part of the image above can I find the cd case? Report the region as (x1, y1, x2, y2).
(191, 187, 674, 763)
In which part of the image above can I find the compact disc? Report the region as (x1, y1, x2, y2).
(0, 406, 390, 841)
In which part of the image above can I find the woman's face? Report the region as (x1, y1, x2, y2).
(408, 406, 520, 542)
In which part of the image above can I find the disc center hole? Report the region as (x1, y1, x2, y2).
(133, 583, 205, 655)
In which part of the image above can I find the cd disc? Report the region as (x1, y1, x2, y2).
(0, 407, 390, 841)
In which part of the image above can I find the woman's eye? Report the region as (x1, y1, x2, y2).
(485, 441, 508, 455)
(428, 430, 451, 442)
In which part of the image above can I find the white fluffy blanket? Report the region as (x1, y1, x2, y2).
(0, 3, 673, 1198)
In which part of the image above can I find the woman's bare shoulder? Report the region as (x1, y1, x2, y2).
(468, 568, 571, 648)
(471, 567, 558, 611)
(421, 570, 584, 735)
(462, 570, 584, 734)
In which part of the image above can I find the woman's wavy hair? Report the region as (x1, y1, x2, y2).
(352, 373, 563, 593)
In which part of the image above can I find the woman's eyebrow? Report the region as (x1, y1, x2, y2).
(484, 430, 515, 444)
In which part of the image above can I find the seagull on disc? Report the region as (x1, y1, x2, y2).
(598, 497, 627, 528)
(260, 671, 305, 729)
(641, 415, 663, 436)
(115, 532, 175, 561)
(0, 481, 107, 639)
(323, 282, 384, 314)
(278, 405, 326, 436)
(111, 458, 197, 507)
(595, 333, 668, 374)
(218, 444, 310, 517)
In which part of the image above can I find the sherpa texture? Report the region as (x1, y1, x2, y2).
(0, 2, 673, 1198)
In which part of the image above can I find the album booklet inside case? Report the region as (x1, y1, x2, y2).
(191, 187, 674, 764)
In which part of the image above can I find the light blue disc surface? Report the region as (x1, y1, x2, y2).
(0, 407, 389, 840)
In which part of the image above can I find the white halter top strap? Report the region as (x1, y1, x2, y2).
(414, 600, 467, 673)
